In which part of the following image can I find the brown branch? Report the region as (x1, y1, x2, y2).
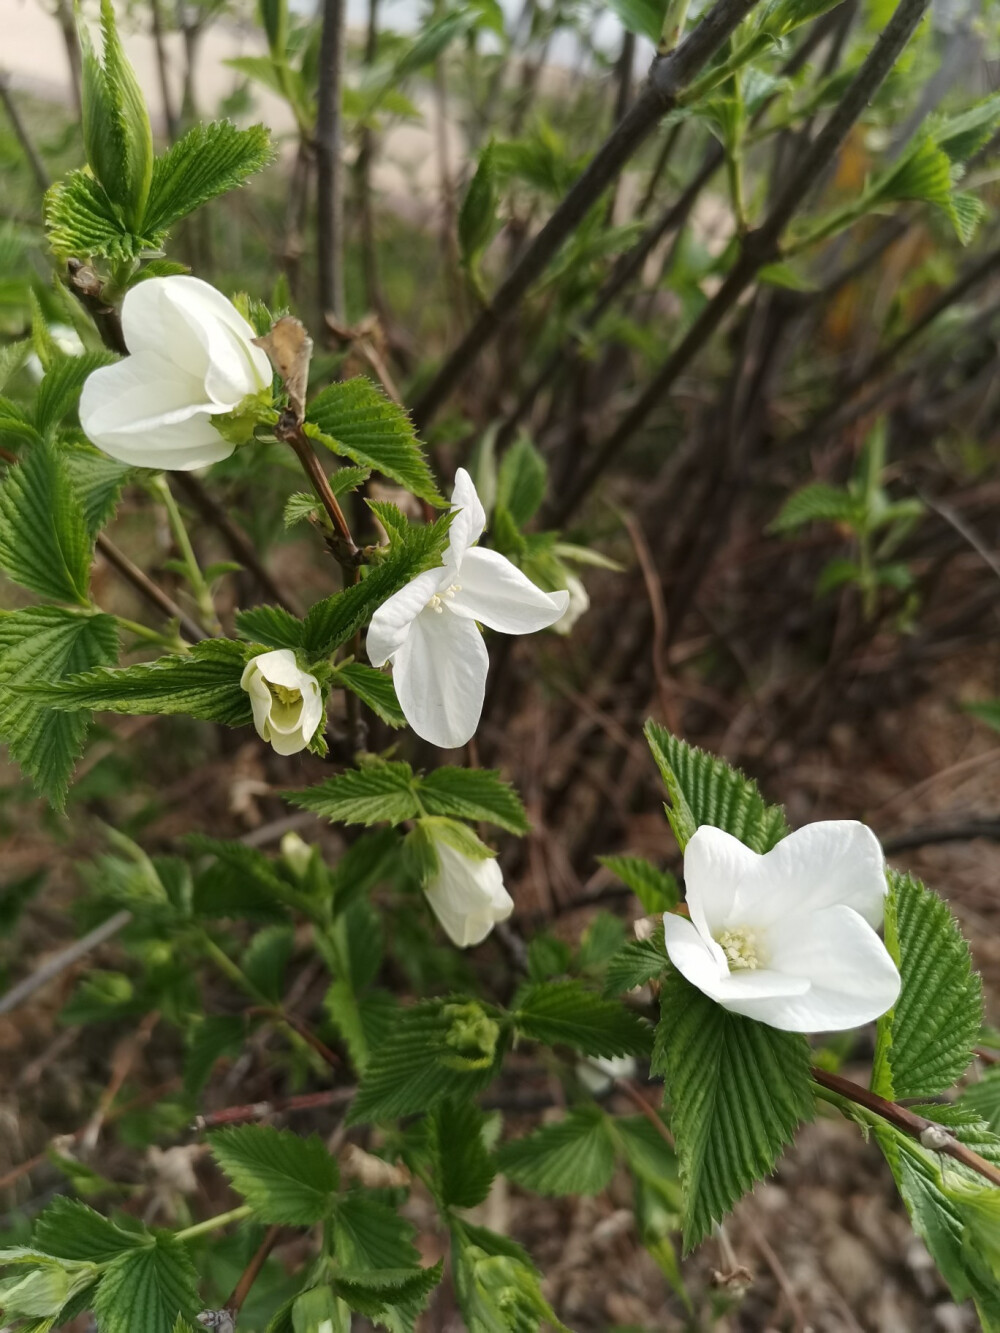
(881, 820, 1000, 855)
(275, 411, 360, 568)
(411, 0, 764, 430)
(812, 1066, 1000, 1189)
(225, 1226, 282, 1316)
(193, 1087, 356, 1132)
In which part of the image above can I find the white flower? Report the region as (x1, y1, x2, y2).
(240, 649, 323, 756)
(662, 821, 900, 1033)
(367, 469, 569, 748)
(425, 838, 514, 947)
(553, 571, 589, 635)
(79, 275, 272, 471)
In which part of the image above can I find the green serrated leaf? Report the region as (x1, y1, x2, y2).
(288, 759, 419, 827)
(644, 722, 788, 853)
(417, 766, 529, 835)
(92, 1234, 200, 1333)
(598, 854, 679, 912)
(498, 1105, 615, 1197)
(331, 662, 405, 726)
(432, 1099, 497, 1209)
(34, 638, 253, 727)
(305, 379, 444, 506)
(659, 969, 814, 1249)
(209, 1125, 339, 1225)
(459, 140, 500, 267)
(872, 870, 983, 1100)
(513, 980, 653, 1058)
(496, 436, 547, 528)
(604, 931, 668, 996)
(0, 606, 118, 807)
(769, 482, 862, 533)
(0, 441, 93, 604)
(142, 121, 273, 235)
(32, 1199, 150, 1263)
(235, 604, 306, 650)
(63, 446, 131, 535)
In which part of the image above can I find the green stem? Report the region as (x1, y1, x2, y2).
(150, 474, 223, 635)
(175, 1204, 252, 1242)
(113, 615, 183, 649)
(660, 0, 692, 50)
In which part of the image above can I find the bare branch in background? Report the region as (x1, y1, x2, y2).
(316, 0, 347, 324)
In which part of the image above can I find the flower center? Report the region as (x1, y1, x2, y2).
(427, 583, 461, 614)
(716, 926, 762, 972)
(267, 682, 302, 707)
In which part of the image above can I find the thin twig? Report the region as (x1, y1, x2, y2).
(411, 0, 764, 429)
(0, 910, 134, 1017)
(96, 532, 208, 643)
(316, 0, 347, 322)
(882, 820, 1000, 854)
(0, 72, 50, 193)
(553, 0, 932, 523)
(194, 1087, 356, 1131)
(813, 1066, 1000, 1188)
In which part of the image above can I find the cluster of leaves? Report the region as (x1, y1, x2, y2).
(45, 0, 272, 267)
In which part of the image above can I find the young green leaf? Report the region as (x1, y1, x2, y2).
(658, 969, 814, 1249)
(209, 1125, 339, 1225)
(417, 766, 529, 835)
(141, 121, 273, 235)
(305, 378, 444, 506)
(496, 436, 547, 528)
(288, 759, 420, 827)
(459, 140, 500, 270)
(513, 980, 653, 1058)
(0, 441, 93, 604)
(498, 1105, 616, 1197)
(35, 639, 253, 727)
(872, 870, 983, 1100)
(768, 482, 862, 533)
(644, 721, 788, 853)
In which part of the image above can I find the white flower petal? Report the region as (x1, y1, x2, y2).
(245, 648, 304, 689)
(683, 825, 759, 941)
(732, 821, 887, 930)
(425, 840, 512, 947)
(365, 569, 445, 667)
(79, 355, 232, 470)
(743, 904, 901, 1032)
(553, 572, 589, 635)
(662, 913, 728, 992)
(445, 467, 486, 570)
(449, 547, 570, 633)
(391, 607, 488, 748)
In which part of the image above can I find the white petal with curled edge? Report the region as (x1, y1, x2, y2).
(662, 913, 728, 994)
(79, 355, 233, 470)
(449, 546, 570, 633)
(731, 821, 887, 930)
(445, 467, 486, 571)
(391, 607, 489, 748)
(365, 568, 443, 667)
(682, 825, 759, 941)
